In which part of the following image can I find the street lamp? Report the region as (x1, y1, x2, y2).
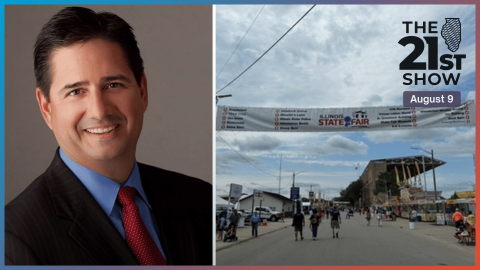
(411, 147, 439, 214)
(216, 94, 232, 104)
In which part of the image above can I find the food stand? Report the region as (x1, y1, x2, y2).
(434, 191, 475, 226)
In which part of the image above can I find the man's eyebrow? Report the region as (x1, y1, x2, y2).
(101, 75, 132, 84)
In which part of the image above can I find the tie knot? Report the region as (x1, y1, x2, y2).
(118, 186, 137, 206)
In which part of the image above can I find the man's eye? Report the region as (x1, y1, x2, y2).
(108, 83, 120, 88)
(68, 89, 81, 96)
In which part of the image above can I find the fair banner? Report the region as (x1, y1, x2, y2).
(216, 100, 474, 132)
(456, 191, 475, 198)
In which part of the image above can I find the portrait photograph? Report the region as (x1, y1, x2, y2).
(4, 5, 213, 265)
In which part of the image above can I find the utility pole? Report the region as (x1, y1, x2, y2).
(473, 153, 476, 173)
(422, 155, 427, 192)
(292, 172, 296, 215)
(291, 171, 305, 215)
(431, 149, 439, 214)
(278, 155, 282, 194)
(413, 147, 439, 214)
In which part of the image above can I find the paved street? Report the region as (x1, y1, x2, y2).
(216, 214, 475, 265)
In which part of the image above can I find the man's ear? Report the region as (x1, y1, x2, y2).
(140, 72, 148, 113)
(36, 88, 53, 130)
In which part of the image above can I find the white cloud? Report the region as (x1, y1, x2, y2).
(364, 127, 474, 157)
(466, 91, 475, 101)
(231, 134, 281, 152)
(306, 135, 369, 155)
(217, 5, 475, 109)
(216, 5, 476, 199)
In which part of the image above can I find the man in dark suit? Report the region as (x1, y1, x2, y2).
(5, 7, 212, 265)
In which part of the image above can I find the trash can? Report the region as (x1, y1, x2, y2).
(409, 219, 416, 229)
(416, 216, 421, 222)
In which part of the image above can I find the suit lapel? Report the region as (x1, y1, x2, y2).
(46, 149, 138, 265)
(139, 164, 202, 265)
(140, 171, 175, 264)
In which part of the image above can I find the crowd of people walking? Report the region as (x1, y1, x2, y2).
(217, 204, 475, 249)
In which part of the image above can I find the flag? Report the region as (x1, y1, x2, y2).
(395, 167, 400, 186)
(406, 166, 412, 186)
(401, 161, 407, 184)
(415, 161, 422, 185)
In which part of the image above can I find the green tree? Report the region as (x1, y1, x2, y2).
(449, 192, 459, 199)
(345, 179, 364, 205)
(374, 170, 400, 197)
(336, 179, 364, 205)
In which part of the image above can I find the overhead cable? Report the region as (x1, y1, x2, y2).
(216, 5, 266, 79)
(216, 4, 316, 94)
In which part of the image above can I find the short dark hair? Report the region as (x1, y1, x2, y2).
(34, 6, 144, 101)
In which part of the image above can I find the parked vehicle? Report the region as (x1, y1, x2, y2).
(245, 206, 282, 222)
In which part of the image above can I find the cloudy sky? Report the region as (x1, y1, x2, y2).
(215, 5, 476, 201)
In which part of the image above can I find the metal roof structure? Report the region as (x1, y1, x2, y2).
(364, 154, 446, 178)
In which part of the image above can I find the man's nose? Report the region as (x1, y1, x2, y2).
(88, 89, 110, 120)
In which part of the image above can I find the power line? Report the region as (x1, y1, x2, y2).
(282, 175, 294, 190)
(216, 133, 277, 177)
(216, 4, 316, 94)
(216, 5, 265, 79)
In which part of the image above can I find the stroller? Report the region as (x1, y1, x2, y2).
(223, 223, 238, 242)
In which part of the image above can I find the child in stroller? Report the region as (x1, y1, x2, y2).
(223, 223, 238, 242)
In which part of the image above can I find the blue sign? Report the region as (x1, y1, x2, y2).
(290, 187, 300, 200)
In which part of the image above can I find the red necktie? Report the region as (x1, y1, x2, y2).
(117, 186, 167, 265)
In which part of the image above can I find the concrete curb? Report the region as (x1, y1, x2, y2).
(216, 224, 291, 251)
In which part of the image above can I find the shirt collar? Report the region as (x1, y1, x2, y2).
(59, 148, 152, 217)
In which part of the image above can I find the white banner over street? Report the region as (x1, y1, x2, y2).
(216, 100, 475, 132)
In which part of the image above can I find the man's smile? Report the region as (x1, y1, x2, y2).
(85, 125, 118, 134)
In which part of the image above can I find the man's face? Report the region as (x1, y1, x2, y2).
(37, 39, 148, 167)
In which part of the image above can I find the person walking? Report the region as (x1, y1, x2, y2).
(452, 208, 465, 228)
(251, 212, 260, 237)
(281, 210, 285, 223)
(377, 210, 383, 227)
(309, 209, 321, 240)
(217, 212, 227, 241)
(228, 209, 240, 233)
(292, 211, 305, 241)
(216, 214, 220, 240)
(330, 206, 341, 238)
(366, 209, 372, 226)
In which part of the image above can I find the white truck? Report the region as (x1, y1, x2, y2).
(246, 206, 282, 222)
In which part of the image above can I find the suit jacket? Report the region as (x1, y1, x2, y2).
(5, 149, 212, 265)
